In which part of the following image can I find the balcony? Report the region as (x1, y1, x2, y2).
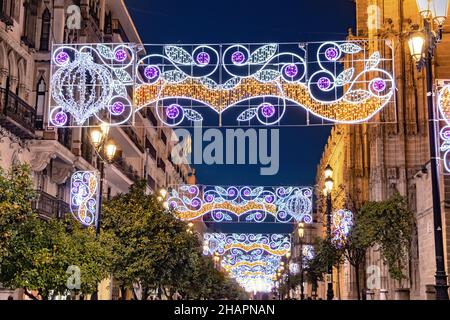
(121, 126, 144, 153)
(147, 174, 156, 191)
(114, 158, 140, 182)
(0, 88, 36, 139)
(32, 191, 70, 220)
(145, 138, 157, 160)
(157, 158, 166, 173)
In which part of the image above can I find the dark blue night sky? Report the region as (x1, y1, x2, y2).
(124, 0, 356, 232)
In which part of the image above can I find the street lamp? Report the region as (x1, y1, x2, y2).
(408, 0, 449, 300)
(298, 222, 305, 300)
(324, 164, 334, 300)
(89, 125, 117, 235)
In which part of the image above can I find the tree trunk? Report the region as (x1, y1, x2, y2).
(120, 286, 127, 300)
(141, 286, 148, 300)
(354, 264, 361, 300)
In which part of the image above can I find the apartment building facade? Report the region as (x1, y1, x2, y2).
(0, 0, 192, 299)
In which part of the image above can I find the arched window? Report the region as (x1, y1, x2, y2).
(39, 8, 51, 51)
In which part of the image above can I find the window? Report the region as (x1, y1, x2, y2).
(35, 76, 46, 114)
(39, 8, 51, 51)
(22, 0, 37, 48)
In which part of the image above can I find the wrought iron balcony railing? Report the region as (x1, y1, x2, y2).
(0, 88, 36, 138)
(32, 191, 70, 220)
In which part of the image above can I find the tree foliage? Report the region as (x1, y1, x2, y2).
(0, 164, 112, 299)
(102, 180, 246, 300)
(358, 193, 415, 282)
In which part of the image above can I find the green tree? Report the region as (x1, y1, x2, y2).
(0, 164, 36, 263)
(358, 193, 415, 283)
(0, 164, 112, 299)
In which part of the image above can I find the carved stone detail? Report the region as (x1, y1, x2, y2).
(30, 151, 56, 172)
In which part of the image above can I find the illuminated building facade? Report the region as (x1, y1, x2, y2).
(316, 0, 450, 300)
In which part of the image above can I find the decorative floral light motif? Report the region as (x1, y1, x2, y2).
(325, 47, 339, 61)
(284, 64, 298, 77)
(196, 52, 210, 65)
(55, 51, 69, 65)
(167, 184, 313, 223)
(232, 51, 245, 64)
(110, 101, 125, 115)
(114, 49, 127, 62)
(166, 104, 181, 119)
(317, 77, 331, 90)
(371, 78, 386, 93)
(70, 171, 99, 226)
(52, 111, 68, 126)
(260, 103, 275, 118)
(144, 65, 160, 80)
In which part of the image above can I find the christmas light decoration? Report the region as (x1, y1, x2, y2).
(49, 44, 135, 127)
(331, 209, 353, 247)
(50, 40, 395, 128)
(203, 233, 291, 256)
(70, 171, 99, 226)
(167, 184, 313, 223)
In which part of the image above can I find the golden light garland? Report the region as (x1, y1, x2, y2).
(135, 77, 391, 122)
(175, 200, 277, 220)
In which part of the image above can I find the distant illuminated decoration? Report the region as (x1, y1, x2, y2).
(167, 184, 313, 223)
(70, 171, 99, 226)
(331, 209, 353, 247)
(220, 249, 282, 293)
(49, 40, 395, 127)
(203, 233, 291, 256)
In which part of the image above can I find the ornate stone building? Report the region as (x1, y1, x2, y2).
(316, 0, 450, 299)
(0, 0, 192, 299)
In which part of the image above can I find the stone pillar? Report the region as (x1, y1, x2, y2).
(53, 0, 66, 43)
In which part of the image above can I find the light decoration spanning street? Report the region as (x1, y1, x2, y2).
(203, 233, 291, 256)
(49, 40, 395, 127)
(220, 250, 282, 293)
(167, 184, 313, 223)
(70, 171, 99, 226)
(331, 209, 353, 247)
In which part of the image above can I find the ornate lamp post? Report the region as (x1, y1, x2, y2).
(324, 164, 334, 300)
(298, 222, 305, 300)
(408, 0, 449, 300)
(90, 124, 117, 235)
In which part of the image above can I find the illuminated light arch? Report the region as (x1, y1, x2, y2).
(70, 171, 99, 226)
(49, 40, 395, 127)
(167, 184, 313, 223)
(203, 233, 291, 256)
